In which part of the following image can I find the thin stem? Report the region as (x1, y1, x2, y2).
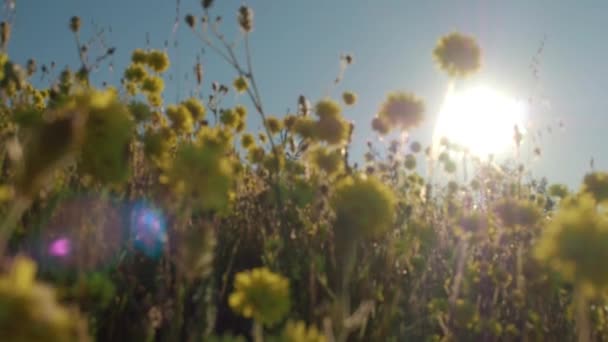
(574, 285, 590, 342)
(253, 320, 264, 342)
(0, 196, 32, 256)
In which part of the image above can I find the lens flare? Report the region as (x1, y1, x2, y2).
(130, 203, 167, 258)
(48, 237, 71, 257)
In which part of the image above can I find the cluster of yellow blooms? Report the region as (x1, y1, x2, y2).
(0, 257, 88, 341)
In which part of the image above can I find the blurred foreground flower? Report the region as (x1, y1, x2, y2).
(373, 92, 425, 135)
(0, 257, 89, 341)
(433, 32, 481, 78)
(228, 267, 290, 326)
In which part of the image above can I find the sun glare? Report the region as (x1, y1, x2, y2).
(433, 85, 527, 158)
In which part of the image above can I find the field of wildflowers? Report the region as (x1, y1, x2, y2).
(0, 2, 607, 341)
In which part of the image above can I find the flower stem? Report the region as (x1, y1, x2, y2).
(253, 320, 264, 342)
(574, 285, 590, 342)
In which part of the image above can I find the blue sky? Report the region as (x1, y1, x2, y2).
(7, 0, 608, 187)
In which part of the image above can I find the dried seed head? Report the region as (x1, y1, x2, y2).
(0, 21, 11, 48)
(70, 16, 81, 33)
(237, 6, 254, 33)
(185, 14, 196, 29)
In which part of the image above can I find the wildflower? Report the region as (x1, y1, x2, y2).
(284, 114, 297, 131)
(549, 183, 569, 199)
(371, 116, 390, 135)
(265, 116, 283, 135)
(182, 97, 206, 121)
(240, 133, 255, 149)
(293, 117, 316, 140)
(331, 175, 397, 237)
(70, 16, 81, 33)
(234, 105, 247, 119)
(78, 89, 135, 184)
(233, 76, 248, 93)
(404, 154, 417, 170)
(144, 127, 175, 165)
(131, 49, 148, 64)
(535, 194, 608, 291)
(228, 267, 290, 326)
(377, 92, 425, 133)
(220, 108, 238, 127)
(444, 159, 457, 174)
(582, 172, 608, 203)
(459, 213, 488, 233)
(280, 320, 327, 342)
(247, 146, 265, 164)
(342, 91, 357, 106)
(166, 104, 194, 134)
(124, 63, 148, 83)
(316, 114, 349, 145)
(237, 6, 254, 33)
(167, 143, 234, 212)
(141, 75, 164, 94)
(146, 50, 170, 73)
(315, 98, 341, 120)
(308, 146, 343, 177)
(433, 32, 481, 78)
(410, 141, 422, 153)
(26, 58, 36, 76)
(147, 92, 163, 107)
(493, 199, 541, 228)
(0, 257, 89, 341)
(185, 14, 196, 28)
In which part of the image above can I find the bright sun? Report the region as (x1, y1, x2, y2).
(433, 85, 527, 158)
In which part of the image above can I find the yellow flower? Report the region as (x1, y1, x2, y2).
(0, 257, 89, 341)
(582, 172, 608, 203)
(146, 50, 170, 73)
(371, 116, 390, 135)
(535, 194, 608, 292)
(308, 146, 343, 177)
(234, 105, 247, 119)
(433, 32, 482, 78)
(124, 63, 148, 83)
(131, 48, 148, 64)
(167, 143, 234, 212)
(220, 108, 238, 127)
(228, 267, 290, 326)
(342, 91, 357, 106)
(280, 320, 327, 342)
(166, 104, 194, 134)
(493, 199, 541, 227)
(377, 92, 425, 133)
(247, 146, 265, 164)
(182, 97, 206, 121)
(233, 76, 248, 93)
(141, 75, 164, 94)
(404, 153, 417, 170)
(240, 133, 255, 149)
(265, 116, 283, 135)
(315, 98, 341, 120)
(331, 175, 397, 237)
(293, 117, 317, 140)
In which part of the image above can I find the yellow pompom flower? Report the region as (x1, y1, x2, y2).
(233, 76, 248, 93)
(124, 63, 148, 83)
(167, 143, 234, 212)
(166, 104, 194, 134)
(308, 146, 343, 177)
(131, 48, 148, 64)
(280, 320, 327, 342)
(493, 199, 541, 228)
(293, 117, 317, 140)
(433, 32, 482, 78)
(265, 116, 283, 135)
(342, 91, 357, 106)
(220, 108, 238, 127)
(228, 267, 290, 326)
(247, 146, 265, 164)
(535, 194, 608, 292)
(582, 172, 608, 203)
(146, 50, 170, 73)
(0, 257, 89, 341)
(182, 97, 206, 121)
(376, 92, 425, 133)
(141, 75, 164, 94)
(240, 133, 255, 149)
(314, 98, 342, 120)
(371, 116, 390, 135)
(234, 105, 247, 119)
(331, 175, 397, 237)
